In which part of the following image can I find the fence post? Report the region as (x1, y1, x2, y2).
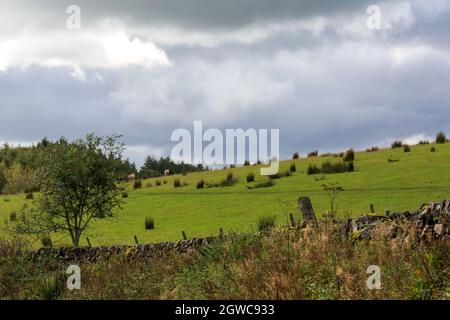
(182, 231, 187, 240)
(370, 204, 375, 213)
(289, 212, 296, 227)
(86, 237, 92, 247)
(134, 235, 139, 245)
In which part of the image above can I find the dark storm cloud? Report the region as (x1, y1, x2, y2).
(10, 0, 385, 30)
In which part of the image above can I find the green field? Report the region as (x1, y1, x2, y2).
(1, 143, 449, 246)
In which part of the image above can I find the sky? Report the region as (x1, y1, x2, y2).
(1, 0, 450, 167)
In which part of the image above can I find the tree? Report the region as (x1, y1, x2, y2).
(436, 131, 447, 144)
(13, 134, 125, 247)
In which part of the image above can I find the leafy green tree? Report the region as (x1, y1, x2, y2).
(13, 134, 125, 247)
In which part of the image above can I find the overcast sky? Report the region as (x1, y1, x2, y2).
(1, 0, 450, 166)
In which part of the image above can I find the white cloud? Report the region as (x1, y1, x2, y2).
(0, 26, 171, 78)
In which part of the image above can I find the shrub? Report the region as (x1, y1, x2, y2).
(9, 211, 16, 221)
(25, 192, 34, 200)
(182, 172, 187, 176)
(220, 173, 237, 186)
(174, 179, 181, 188)
(155, 180, 161, 186)
(366, 146, 378, 152)
(133, 180, 142, 189)
(196, 180, 204, 189)
(391, 141, 403, 148)
(247, 180, 275, 189)
(307, 150, 318, 157)
(230, 164, 235, 168)
(145, 217, 155, 230)
(307, 164, 321, 175)
(145, 182, 152, 188)
(244, 160, 250, 166)
(162, 180, 167, 184)
(343, 149, 355, 162)
(290, 163, 296, 172)
(418, 140, 429, 145)
(321, 161, 349, 174)
(430, 147, 436, 152)
(121, 192, 128, 198)
(436, 131, 447, 144)
(41, 235, 52, 248)
(258, 215, 276, 231)
(246, 172, 255, 182)
(292, 152, 300, 159)
(403, 145, 411, 152)
(308, 161, 354, 175)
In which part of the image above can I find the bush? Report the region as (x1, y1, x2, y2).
(196, 180, 204, 189)
(343, 149, 355, 162)
(418, 140, 429, 145)
(308, 161, 354, 175)
(307, 150, 318, 158)
(174, 179, 181, 188)
(307, 164, 321, 175)
(145, 217, 155, 230)
(436, 131, 447, 144)
(220, 173, 237, 186)
(258, 215, 276, 231)
(403, 145, 411, 152)
(391, 141, 403, 148)
(121, 192, 128, 198)
(155, 180, 161, 186)
(321, 161, 349, 174)
(366, 146, 378, 152)
(244, 160, 250, 166)
(247, 180, 275, 189)
(133, 180, 142, 189)
(25, 192, 34, 200)
(292, 152, 300, 159)
(163, 180, 167, 184)
(41, 236, 52, 248)
(290, 163, 296, 172)
(430, 147, 436, 152)
(246, 172, 255, 183)
(9, 211, 16, 221)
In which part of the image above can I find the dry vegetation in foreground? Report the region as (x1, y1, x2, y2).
(1, 220, 448, 300)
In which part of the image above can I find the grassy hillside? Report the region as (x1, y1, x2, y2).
(1, 143, 449, 246)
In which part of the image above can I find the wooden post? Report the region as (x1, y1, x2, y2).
(370, 204, 375, 213)
(289, 212, 296, 227)
(182, 231, 187, 240)
(134, 235, 139, 245)
(86, 237, 92, 247)
(219, 228, 224, 239)
(298, 197, 318, 227)
(384, 209, 390, 217)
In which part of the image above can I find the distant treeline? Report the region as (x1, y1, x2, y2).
(139, 156, 208, 179)
(0, 137, 207, 194)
